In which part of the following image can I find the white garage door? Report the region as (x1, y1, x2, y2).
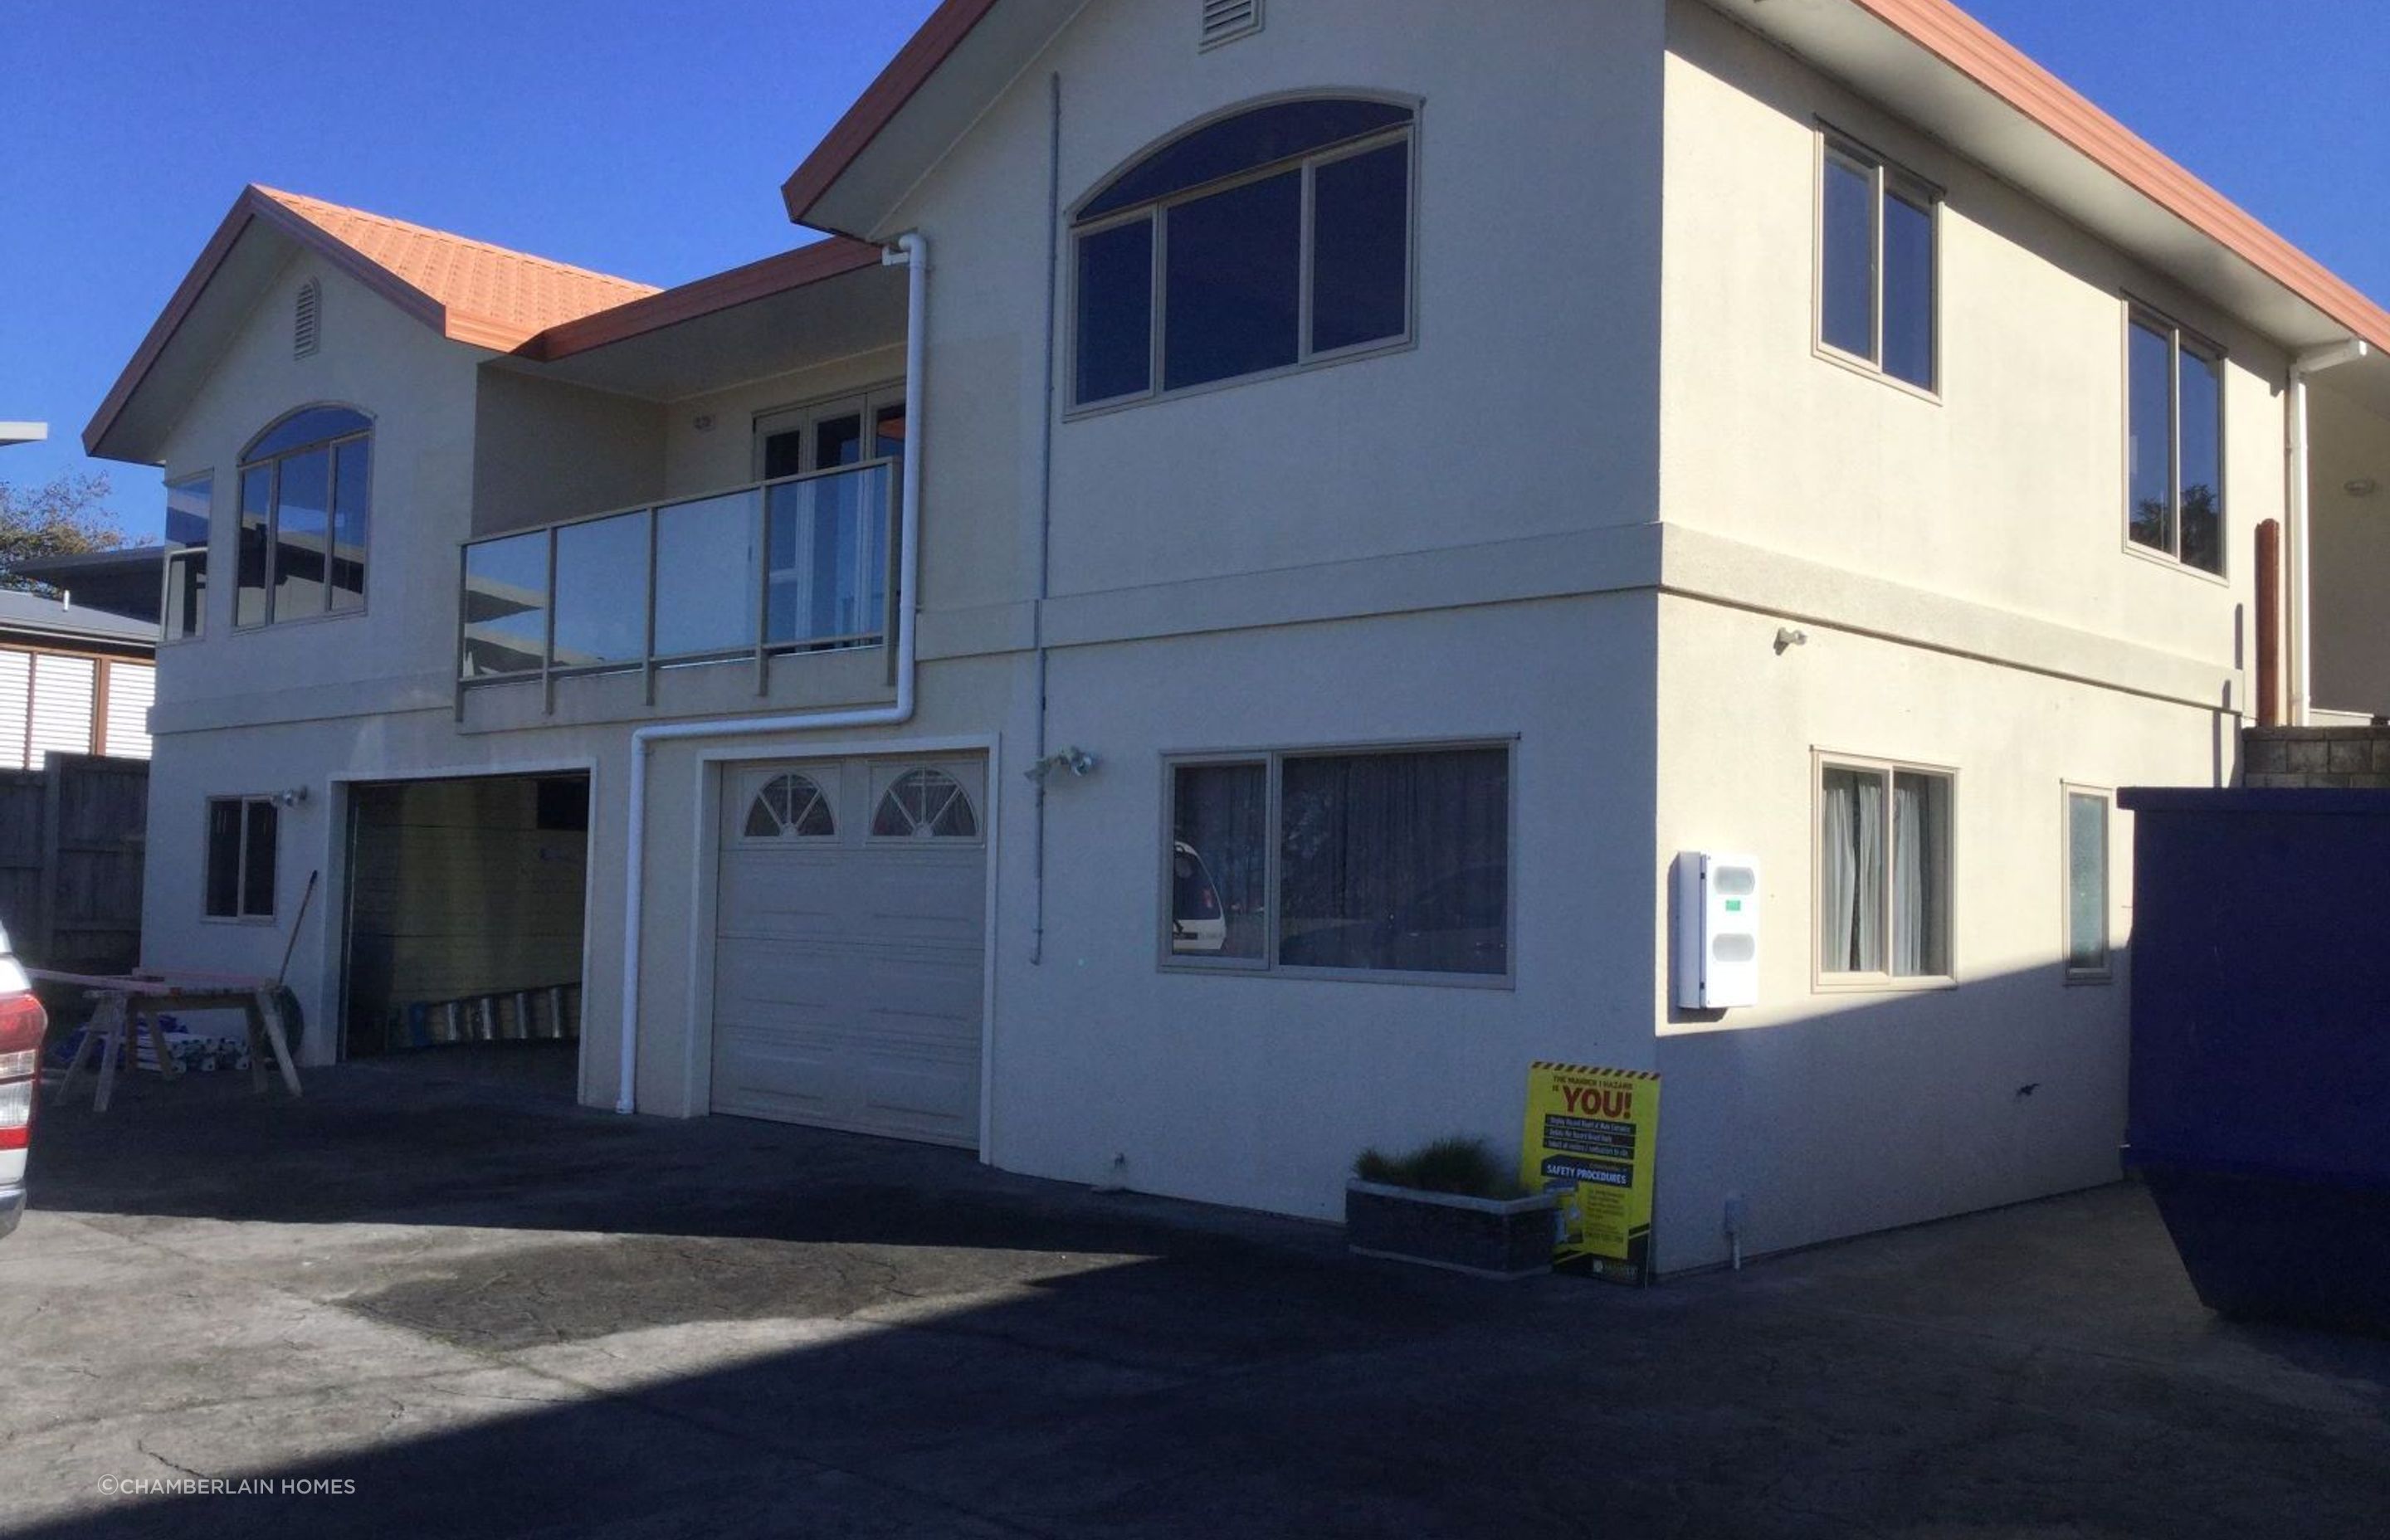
(710, 756, 986, 1148)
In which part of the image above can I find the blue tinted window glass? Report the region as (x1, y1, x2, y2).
(1076, 219, 1153, 402)
(243, 406, 369, 461)
(1163, 171, 1301, 392)
(237, 465, 271, 627)
(654, 490, 758, 657)
(551, 511, 649, 669)
(461, 531, 549, 677)
(1082, 99, 1412, 219)
(2128, 320, 2175, 553)
(2178, 347, 2223, 573)
(165, 475, 211, 549)
(1882, 189, 1935, 387)
(1310, 143, 1410, 354)
(330, 440, 368, 611)
(1821, 155, 1875, 358)
(272, 447, 329, 619)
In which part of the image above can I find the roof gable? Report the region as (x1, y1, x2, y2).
(783, 0, 2390, 364)
(85, 186, 658, 461)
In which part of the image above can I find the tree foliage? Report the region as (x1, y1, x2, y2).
(0, 471, 128, 592)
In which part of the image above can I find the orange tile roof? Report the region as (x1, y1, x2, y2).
(252, 186, 661, 349)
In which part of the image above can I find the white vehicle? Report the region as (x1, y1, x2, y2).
(1170, 841, 1228, 954)
(0, 922, 42, 1237)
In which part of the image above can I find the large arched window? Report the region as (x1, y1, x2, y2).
(1071, 96, 1416, 408)
(236, 405, 371, 626)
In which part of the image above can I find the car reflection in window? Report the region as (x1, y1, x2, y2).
(1170, 841, 1228, 954)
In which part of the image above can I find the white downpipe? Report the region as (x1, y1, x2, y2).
(2289, 338, 2370, 727)
(613, 231, 929, 1114)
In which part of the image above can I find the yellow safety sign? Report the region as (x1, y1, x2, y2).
(1520, 1062, 1661, 1285)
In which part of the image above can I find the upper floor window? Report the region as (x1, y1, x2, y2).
(1072, 96, 1416, 409)
(163, 473, 211, 641)
(2126, 306, 2225, 575)
(1818, 134, 1938, 392)
(236, 405, 371, 627)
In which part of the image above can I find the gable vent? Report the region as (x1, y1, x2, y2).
(294, 278, 321, 358)
(1200, 0, 1263, 50)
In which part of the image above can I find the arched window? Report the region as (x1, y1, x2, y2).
(744, 772, 836, 839)
(236, 406, 371, 626)
(871, 768, 978, 839)
(1072, 96, 1416, 407)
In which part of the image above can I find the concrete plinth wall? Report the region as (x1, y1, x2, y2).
(2243, 728, 2390, 789)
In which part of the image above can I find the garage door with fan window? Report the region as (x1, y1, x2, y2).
(711, 757, 986, 1147)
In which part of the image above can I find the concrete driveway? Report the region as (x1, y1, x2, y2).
(2, 1060, 2387, 1539)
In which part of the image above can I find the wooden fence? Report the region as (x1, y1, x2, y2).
(0, 752, 148, 973)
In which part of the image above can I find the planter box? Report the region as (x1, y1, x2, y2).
(1345, 1179, 1560, 1280)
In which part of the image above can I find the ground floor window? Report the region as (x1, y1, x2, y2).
(2065, 786, 2112, 980)
(1817, 755, 1953, 984)
(204, 796, 278, 920)
(1165, 743, 1510, 980)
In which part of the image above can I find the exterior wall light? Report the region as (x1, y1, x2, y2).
(1024, 748, 1098, 782)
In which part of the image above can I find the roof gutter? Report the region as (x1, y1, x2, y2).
(2287, 339, 2372, 727)
(613, 231, 929, 1114)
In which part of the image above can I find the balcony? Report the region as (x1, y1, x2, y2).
(459, 459, 896, 713)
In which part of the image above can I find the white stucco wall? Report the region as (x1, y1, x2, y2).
(988, 596, 1658, 1219)
(124, 0, 2342, 1274)
(879, 0, 1670, 616)
(1648, 597, 2224, 1271)
(151, 251, 483, 718)
(1661, 1, 2280, 672)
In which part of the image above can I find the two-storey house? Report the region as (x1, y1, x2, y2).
(84, 0, 2390, 1274)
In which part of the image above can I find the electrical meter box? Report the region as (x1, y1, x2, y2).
(1675, 853, 1760, 1010)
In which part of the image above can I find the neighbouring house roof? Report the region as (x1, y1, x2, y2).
(84, 185, 662, 462)
(780, 0, 2390, 372)
(0, 586, 158, 651)
(2, 547, 167, 626)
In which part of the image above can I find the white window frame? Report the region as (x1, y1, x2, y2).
(1158, 738, 1516, 988)
(234, 407, 373, 629)
(738, 768, 839, 843)
(2121, 301, 2229, 581)
(2062, 783, 2114, 984)
(202, 793, 279, 924)
(1812, 751, 1958, 992)
(1068, 108, 1421, 416)
(1813, 128, 1942, 399)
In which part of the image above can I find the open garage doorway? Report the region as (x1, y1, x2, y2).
(339, 772, 590, 1099)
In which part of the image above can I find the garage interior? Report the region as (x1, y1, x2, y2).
(341, 773, 588, 1093)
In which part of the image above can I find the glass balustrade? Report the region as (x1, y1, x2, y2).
(460, 460, 895, 689)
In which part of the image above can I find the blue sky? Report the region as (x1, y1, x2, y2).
(2, 0, 2383, 539)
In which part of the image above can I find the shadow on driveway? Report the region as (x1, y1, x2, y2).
(6, 1066, 2390, 1538)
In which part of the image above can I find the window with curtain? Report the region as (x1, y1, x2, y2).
(2126, 306, 2226, 575)
(1818, 758, 1952, 982)
(234, 406, 371, 626)
(1165, 744, 1510, 979)
(2065, 787, 2111, 978)
(1073, 96, 1416, 408)
(1817, 133, 1938, 391)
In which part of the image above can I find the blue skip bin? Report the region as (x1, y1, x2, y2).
(2118, 787, 2390, 1332)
